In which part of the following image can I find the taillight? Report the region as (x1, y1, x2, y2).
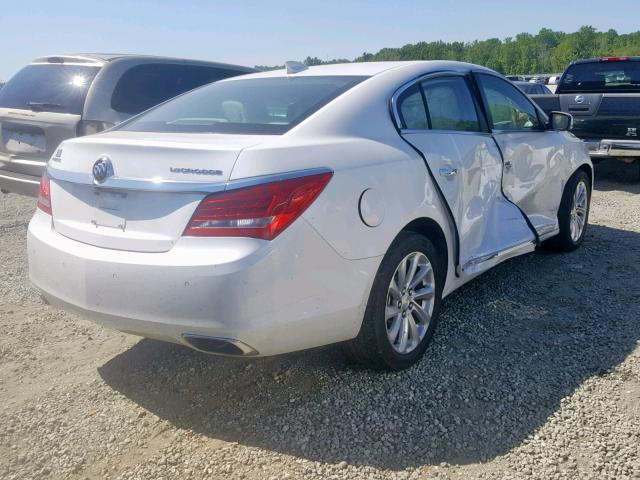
(184, 171, 333, 240)
(37, 172, 52, 215)
(77, 120, 115, 136)
(600, 56, 629, 62)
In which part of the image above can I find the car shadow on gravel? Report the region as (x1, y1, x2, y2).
(593, 159, 640, 192)
(99, 219, 640, 470)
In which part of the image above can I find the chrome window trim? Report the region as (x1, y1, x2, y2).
(492, 128, 547, 134)
(46, 165, 333, 194)
(400, 128, 493, 137)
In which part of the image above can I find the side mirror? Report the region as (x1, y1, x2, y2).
(549, 111, 573, 131)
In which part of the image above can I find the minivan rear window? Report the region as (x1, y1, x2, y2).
(0, 64, 100, 115)
(119, 75, 367, 135)
(560, 60, 640, 93)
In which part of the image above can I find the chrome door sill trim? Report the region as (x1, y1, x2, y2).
(460, 241, 535, 275)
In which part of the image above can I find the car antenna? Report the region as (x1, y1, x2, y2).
(285, 61, 308, 75)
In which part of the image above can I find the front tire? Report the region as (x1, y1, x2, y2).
(344, 232, 443, 370)
(543, 170, 591, 251)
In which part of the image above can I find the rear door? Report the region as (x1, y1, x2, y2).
(476, 73, 565, 237)
(0, 62, 100, 177)
(397, 74, 535, 274)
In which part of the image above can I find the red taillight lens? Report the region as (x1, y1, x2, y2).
(184, 171, 333, 240)
(600, 56, 629, 62)
(37, 172, 52, 215)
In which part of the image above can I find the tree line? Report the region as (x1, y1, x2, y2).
(257, 27, 640, 74)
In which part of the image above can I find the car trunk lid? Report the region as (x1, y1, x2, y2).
(49, 131, 269, 252)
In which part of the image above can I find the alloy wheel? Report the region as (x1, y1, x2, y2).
(385, 251, 436, 354)
(570, 180, 588, 242)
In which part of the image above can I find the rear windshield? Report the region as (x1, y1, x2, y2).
(560, 60, 640, 93)
(119, 75, 367, 135)
(0, 64, 100, 114)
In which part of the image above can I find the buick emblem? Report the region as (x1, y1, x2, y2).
(574, 95, 585, 104)
(92, 155, 114, 184)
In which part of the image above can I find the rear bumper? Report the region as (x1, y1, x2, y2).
(0, 169, 41, 196)
(0, 154, 46, 196)
(28, 210, 380, 356)
(584, 139, 640, 158)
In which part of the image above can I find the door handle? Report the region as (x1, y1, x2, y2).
(439, 167, 458, 178)
(504, 161, 513, 172)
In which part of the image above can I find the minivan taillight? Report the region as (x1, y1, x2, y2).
(37, 172, 52, 215)
(600, 56, 629, 62)
(184, 171, 333, 240)
(77, 120, 115, 137)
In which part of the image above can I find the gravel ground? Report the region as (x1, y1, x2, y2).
(1, 159, 639, 480)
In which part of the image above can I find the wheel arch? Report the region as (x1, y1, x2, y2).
(400, 217, 449, 286)
(577, 162, 594, 187)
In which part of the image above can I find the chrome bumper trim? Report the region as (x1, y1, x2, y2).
(585, 140, 640, 158)
(46, 166, 333, 194)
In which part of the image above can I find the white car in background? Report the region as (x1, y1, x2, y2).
(28, 61, 592, 370)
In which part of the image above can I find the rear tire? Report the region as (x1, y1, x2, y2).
(344, 232, 443, 371)
(543, 170, 591, 252)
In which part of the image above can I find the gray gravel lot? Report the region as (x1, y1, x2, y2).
(1, 160, 639, 480)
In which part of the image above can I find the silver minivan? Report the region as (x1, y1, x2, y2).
(0, 54, 255, 196)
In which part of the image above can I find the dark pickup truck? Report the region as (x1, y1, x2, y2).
(532, 56, 640, 165)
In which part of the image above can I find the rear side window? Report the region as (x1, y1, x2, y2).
(111, 64, 246, 115)
(477, 74, 541, 131)
(397, 84, 428, 129)
(0, 64, 100, 114)
(421, 77, 480, 132)
(561, 60, 640, 93)
(119, 75, 367, 135)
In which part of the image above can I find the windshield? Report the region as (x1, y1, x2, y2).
(560, 60, 640, 93)
(0, 64, 100, 114)
(119, 75, 367, 135)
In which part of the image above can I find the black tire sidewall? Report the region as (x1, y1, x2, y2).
(558, 170, 591, 249)
(368, 232, 443, 370)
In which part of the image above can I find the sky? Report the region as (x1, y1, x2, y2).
(2, 0, 639, 80)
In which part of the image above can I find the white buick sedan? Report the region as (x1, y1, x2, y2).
(28, 61, 592, 370)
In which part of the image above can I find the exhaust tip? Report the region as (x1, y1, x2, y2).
(182, 334, 258, 356)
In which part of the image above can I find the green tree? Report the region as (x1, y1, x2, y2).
(258, 27, 640, 74)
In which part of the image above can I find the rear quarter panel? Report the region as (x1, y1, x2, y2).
(230, 69, 458, 294)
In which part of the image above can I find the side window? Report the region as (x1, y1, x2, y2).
(111, 64, 241, 115)
(397, 84, 428, 129)
(421, 76, 480, 132)
(477, 74, 541, 131)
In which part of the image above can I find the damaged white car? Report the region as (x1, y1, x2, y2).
(28, 61, 592, 370)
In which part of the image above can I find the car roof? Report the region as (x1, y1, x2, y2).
(30, 53, 255, 72)
(235, 60, 496, 80)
